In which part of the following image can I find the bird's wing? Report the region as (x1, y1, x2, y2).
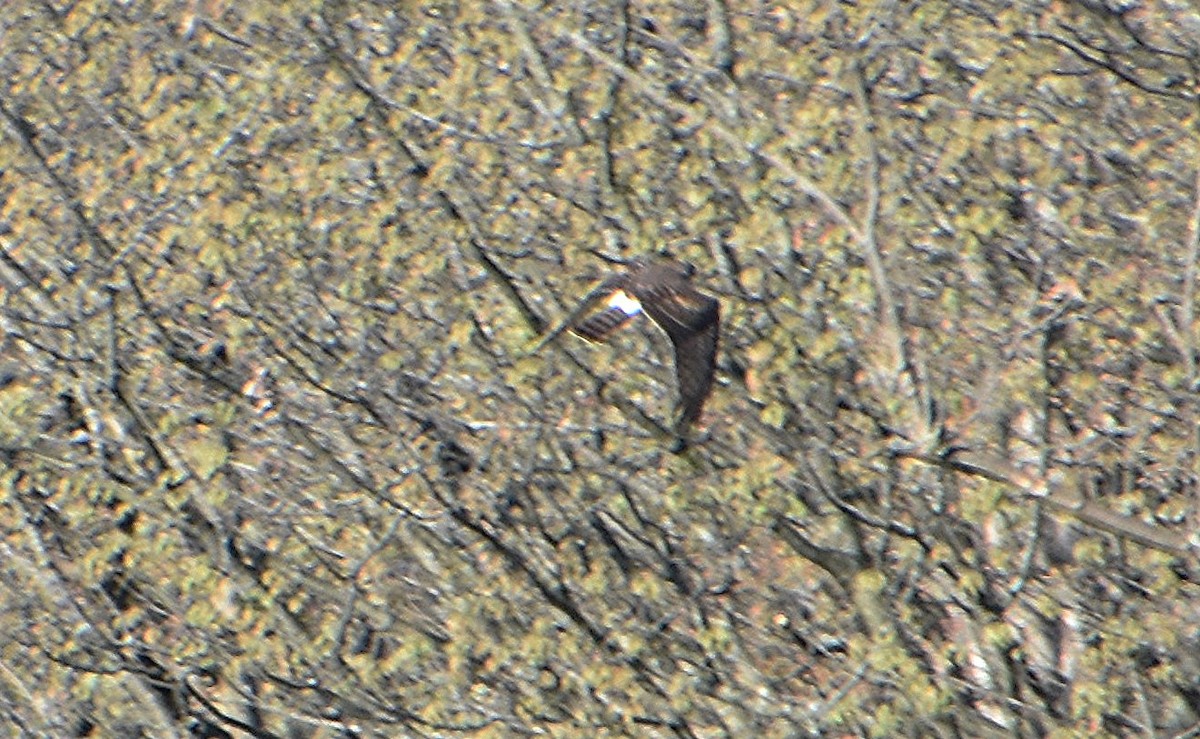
(529, 274, 628, 353)
(572, 292, 643, 343)
(636, 285, 720, 432)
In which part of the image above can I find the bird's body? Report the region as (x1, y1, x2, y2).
(536, 259, 720, 441)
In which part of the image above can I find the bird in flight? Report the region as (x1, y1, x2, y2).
(535, 259, 720, 441)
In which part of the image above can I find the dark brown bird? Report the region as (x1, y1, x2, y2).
(535, 260, 720, 439)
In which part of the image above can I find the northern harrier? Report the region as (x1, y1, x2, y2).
(535, 260, 720, 440)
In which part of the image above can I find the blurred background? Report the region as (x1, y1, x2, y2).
(0, 1, 1197, 735)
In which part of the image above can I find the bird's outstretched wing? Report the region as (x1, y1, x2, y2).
(572, 297, 642, 343)
(634, 284, 720, 434)
(529, 275, 629, 353)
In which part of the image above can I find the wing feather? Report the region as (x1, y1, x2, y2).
(530, 274, 628, 352)
(572, 305, 639, 343)
(671, 299, 719, 432)
(633, 285, 720, 432)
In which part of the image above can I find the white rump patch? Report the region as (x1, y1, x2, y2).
(606, 289, 643, 316)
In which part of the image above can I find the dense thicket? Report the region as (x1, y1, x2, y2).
(1, 2, 1197, 736)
